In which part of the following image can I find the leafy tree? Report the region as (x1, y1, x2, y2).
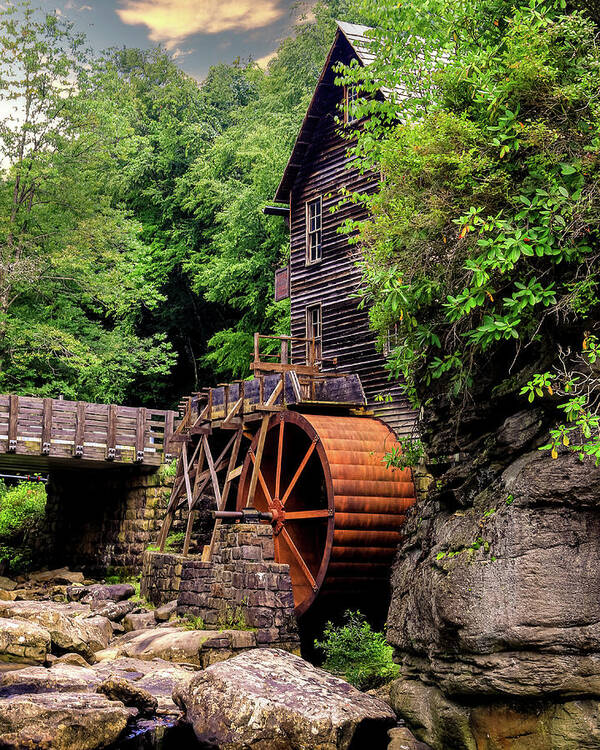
(184, 0, 369, 378)
(0, 2, 175, 403)
(340, 0, 600, 424)
(0, 479, 46, 572)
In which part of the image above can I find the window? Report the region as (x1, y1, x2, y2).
(306, 304, 322, 363)
(383, 323, 400, 356)
(344, 84, 359, 124)
(306, 197, 322, 264)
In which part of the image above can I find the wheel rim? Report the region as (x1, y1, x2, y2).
(236, 412, 334, 615)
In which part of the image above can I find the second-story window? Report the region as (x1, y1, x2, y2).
(306, 303, 322, 363)
(306, 196, 322, 264)
(344, 84, 359, 124)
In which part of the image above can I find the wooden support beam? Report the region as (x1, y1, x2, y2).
(202, 435, 222, 509)
(41, 398, 52, 455)
(163, 410, 174, 456)
(135, 407, 146, 462)
(182, 509, 196, 556)
(246, 415, 269, 508)
(202, 428, 243, 563)
(222, 397, 243, 426)
(74, 402, 85, 457)
(106, 404, 117, 460)
(7, 395, 17, 452)
(182, 442, 194, 511)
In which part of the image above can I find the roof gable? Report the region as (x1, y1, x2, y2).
(273, 22, 366, 204)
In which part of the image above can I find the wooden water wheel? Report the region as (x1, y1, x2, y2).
(236, 411, 416, 615)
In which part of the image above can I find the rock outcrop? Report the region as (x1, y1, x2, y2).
(0, 691, 135, 749)
(173, 647, 396, 749)
(0, 601, 112, 661)
(388, 394, 600, 749)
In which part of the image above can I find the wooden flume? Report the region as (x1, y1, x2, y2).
(156, 334, 416, 615)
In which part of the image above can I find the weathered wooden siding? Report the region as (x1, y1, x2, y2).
(288, 40, 417, 437)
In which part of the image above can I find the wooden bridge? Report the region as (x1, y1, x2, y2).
(0, 394, 177, 472)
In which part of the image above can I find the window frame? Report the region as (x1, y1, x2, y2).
(305, 303, 323, 364)
(344, 84, 360, 125)
(383, 323, 400, 356)
(305, 196, 323, 266)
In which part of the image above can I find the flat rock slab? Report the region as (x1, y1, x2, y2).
(0, 601, 112, 660)
(0, 578, 18, 592)
(173, 647, 396, 750)
(0, 663, 100, 695)
(0, 617, 50, 664)
(0, 691, 135, 749)
(0, 657, 197, 718)
(67, 584, 135, 603)
(111, 627, 257, 666)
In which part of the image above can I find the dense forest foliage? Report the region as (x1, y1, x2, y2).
(343, 0, 600, 459)
(0, 0, 366, 406)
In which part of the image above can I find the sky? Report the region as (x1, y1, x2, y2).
(38, 0, 308, 79)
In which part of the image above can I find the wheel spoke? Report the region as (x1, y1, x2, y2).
(285, 509, 330, 520)
(280, 527, 316, 589)
(275, 417, 284, 501)
(249, 451, 273, 505)
(281, 441, 316, 507)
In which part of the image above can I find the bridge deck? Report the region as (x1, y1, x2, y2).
(0, 395, 177, 472)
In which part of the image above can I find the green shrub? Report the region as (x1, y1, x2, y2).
(0, 480, 47, 573)
(164, 532, 185, 552)
(315, 610, 399, 691)
(181, 615, 205, 630)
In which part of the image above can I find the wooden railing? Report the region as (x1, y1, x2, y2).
(0, 395, 177, 466)
(172, 334, 364, 441)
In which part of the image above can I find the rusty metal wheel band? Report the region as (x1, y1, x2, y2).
(236, 412, 415, 615)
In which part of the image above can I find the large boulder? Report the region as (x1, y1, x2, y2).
(173, 647, 396, 750)
(97, 677, 158, 717)
(0, 691, 134, 749)
(123, 611, 156, 632)
(0, 617, 50, 664)
(0, 601, 112, 660)
(387, 394, 600, 748)
(89, 600, 134, 622)
(108, 626, 258, 667)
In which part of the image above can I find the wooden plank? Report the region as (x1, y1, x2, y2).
(41, 399, 52, 455)
(106, 404, 117, 460)
(163, 410, 174, 455)
(7, 395, 17, 451)
(227, 464, 243, 482)
(246, 415, 269, 508)
(135, 407, 146, 461)
(202, 435, 222, 509)
(74, 402, 86, 457)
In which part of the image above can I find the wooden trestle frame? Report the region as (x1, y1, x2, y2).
(156, 333, 416, 616)
(157, 333, 338, 559)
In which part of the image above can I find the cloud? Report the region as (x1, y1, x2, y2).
(256, 50, 276, 69)
(171, 47, 194, 60)
(116, 0, 285, 46)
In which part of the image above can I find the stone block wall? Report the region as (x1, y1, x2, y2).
(141, 523, 299, 650)
(140, 550, 184, 606)
(39, 466, 187, 575)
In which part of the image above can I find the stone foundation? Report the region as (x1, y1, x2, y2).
(141, 523, 299, 650)
(37, 464, 202, 576)
(140, 551, 184, 607)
